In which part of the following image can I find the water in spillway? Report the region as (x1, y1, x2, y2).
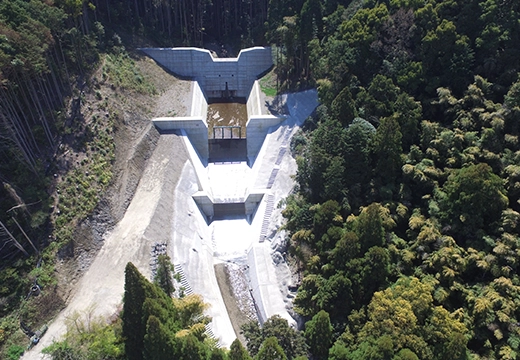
(211, 218, 252, 261)
(207, 103, 247, 139)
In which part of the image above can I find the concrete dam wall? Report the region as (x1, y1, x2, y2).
(140, 47, 273, 99)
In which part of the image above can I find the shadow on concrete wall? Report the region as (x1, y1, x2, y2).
(208, 139, 247, 162)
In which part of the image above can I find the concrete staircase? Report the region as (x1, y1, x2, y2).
(173, 264, 220, 346)
(259, 194, 275, 242)
(173, 264, 194, 296)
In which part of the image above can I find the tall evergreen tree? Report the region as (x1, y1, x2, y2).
(210, 347, 229, 360)
(304, 310, 333, 360)
(373, 115, 403, 193)
(331, 86, 357, 126)
(242, 316, 307, 359)
(154, 254, 175, 297)
(355, 203, 386, 253)
(143, 315, 177, 360)
(123, 262, 151, 360)
(256, 337, 288, 360)
(440, 163, 508, 239)
(229, 339, 252, 360)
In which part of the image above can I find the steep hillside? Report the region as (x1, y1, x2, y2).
(0, 47, 193, 358)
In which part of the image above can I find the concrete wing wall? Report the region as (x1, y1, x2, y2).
(152, 81, 209, 160)
(191, 81, 208, 118)
(246, 81, 263, 117)
(140, 47, 273, 98)
(152, 117, 209, 159)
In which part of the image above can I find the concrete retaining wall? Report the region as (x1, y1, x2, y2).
(140, 47, 272, 98)
(246, 115, 284, 162)
(191, 81, 208, 118)
(246, 81, 284, 162)
(245, 192, 265, 217)
(153, 82, 209, 159)
(191, 190, 265, 223)
(153, 117, 209, 159)
(246, 81, 263, 117)
(192, 193, 214, 219)
(248, 244, 296, 326)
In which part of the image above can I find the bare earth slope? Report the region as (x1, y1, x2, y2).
(22, 56, 192, 360)
(23, 133, 189, 360)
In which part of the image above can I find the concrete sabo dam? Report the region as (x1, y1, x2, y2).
(20, 47, 317, 360)
(139, 46, 319, 347)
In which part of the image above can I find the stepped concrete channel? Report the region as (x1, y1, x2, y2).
(147, 46, 319, 346)
(23, 47, 318, 358)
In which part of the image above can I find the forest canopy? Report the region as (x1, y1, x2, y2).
(279, 0, 520, 358)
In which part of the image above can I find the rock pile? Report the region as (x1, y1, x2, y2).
(226, 262, 257, 321)
(150, 242, 167, 277)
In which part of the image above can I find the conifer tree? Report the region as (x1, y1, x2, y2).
(355, 203, 386, 253)
(256, 337, 287, 360)
(143, 315, 177, 360)
(123, 262, 151, 360)
(179, 333, 209, 359)
(242, 316, 307, 359)
(304, 310, 333, 360)
(154, 254, 175, 297)
(211, 347, 229, 360)
(373, 115, 403, 192)
(229, 339, 252, 360)
(331, 86, 357, 126)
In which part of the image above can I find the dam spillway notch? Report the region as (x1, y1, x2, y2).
(207, 100, 248, 163)
(142, 46, 283, 165)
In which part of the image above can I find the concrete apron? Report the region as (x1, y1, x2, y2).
(173, 89, 318, 347)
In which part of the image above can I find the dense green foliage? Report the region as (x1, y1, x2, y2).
(277, 0, 520, 358)
(256, 337, 288, 360)
(241, 315, 307, 359)
(305, 310, 333, 359)
(122, 262, 216, 360)
(42, 314, 125, 360)
(44, 262, 214, 360)
(153, 254, 176, 297)
(230, 339, 253, 360)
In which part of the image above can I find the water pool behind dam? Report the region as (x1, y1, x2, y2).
(207, 102, 248, 162)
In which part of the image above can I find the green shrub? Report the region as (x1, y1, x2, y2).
(103, 53, 156, 94)
(7, 345, 24, 360)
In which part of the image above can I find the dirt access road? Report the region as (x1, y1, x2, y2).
(22, 56, 192, 359)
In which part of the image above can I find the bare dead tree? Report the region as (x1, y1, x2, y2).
(12, 217, 39, 254)
(0, 220, 29, 257)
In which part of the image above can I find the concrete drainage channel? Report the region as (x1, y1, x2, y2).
(143, 46, 319, 347)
